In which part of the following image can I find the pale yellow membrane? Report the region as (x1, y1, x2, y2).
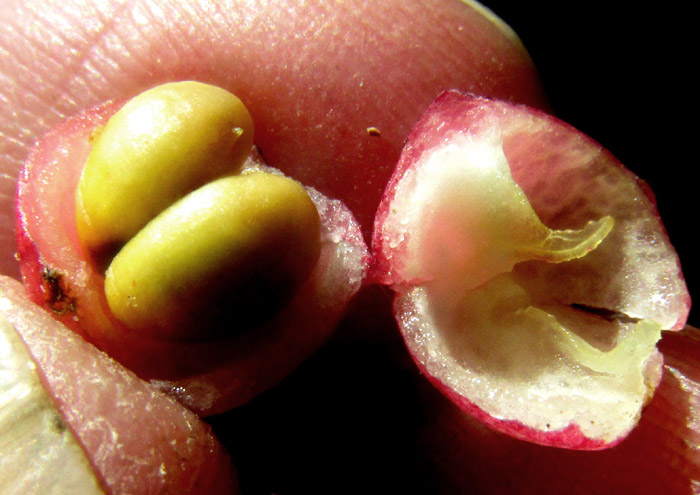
(528, 307, 661, 375)
(394, 131, 614, 297)
(452, 274, 662, 378)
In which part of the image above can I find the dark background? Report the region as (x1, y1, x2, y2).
(479, 1, 696, 325)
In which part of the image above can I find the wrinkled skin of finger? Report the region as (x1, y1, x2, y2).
(4, 1, 697, 493)
(0, 0, 547, 278)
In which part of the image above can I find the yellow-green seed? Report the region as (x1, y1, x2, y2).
(104, 171, 321, 342)
(76, 81, 254, 252)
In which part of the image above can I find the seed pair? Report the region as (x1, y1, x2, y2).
(76, 82, 321, 342)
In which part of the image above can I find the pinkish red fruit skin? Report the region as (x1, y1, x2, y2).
(428, 360, 608, 449)
(15, 101, 153, 365)
(0, 276, 237, 495)
(371, 90, 691, 449)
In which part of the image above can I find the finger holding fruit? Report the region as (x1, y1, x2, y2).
(6, 0, 548, 416)
(1, 0, 697, 493)
(0, 0, 548, 277)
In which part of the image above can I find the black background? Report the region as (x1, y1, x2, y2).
(480, 1, 696, 325)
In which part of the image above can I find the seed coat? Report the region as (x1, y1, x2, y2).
(76, 81, 254, 251)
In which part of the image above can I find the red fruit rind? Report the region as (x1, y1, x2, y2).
(372, 91, 690, 448)
(0, 276, 237, 494)
(16, 101, 369, 416)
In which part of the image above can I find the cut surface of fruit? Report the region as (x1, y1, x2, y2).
(0, 276, 237, 494)
(15, 99, 369, 415)
(372, 91, 690, 448)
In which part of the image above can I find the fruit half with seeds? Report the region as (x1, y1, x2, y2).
(15, 82, 369, 416)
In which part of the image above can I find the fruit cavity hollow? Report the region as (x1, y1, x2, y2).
(384, 129, 662, 443)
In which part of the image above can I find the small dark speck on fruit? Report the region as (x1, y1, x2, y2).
(88, 125, 105, 143)
(571, 303, 640, 324)
(366, 127, 381, 137)
(41, 266, 76, 315)
(52, 413, 67, 434)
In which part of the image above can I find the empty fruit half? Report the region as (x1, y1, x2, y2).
(372, 91, 690, 449)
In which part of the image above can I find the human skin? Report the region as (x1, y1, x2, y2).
(0, 0, 547, 279)
(1, 0, 697, 493)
